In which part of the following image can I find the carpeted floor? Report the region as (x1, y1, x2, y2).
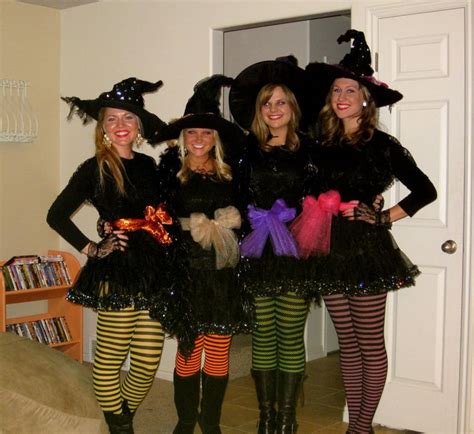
(127, 351, 419, 434)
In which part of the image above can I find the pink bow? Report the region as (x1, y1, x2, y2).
(290, 191, 357, 258)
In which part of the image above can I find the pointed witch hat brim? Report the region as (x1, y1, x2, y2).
(152, 75, 244, 148)
(305, 61, 403, 108)
(305, 30, 403, 110)
(229, 57, 306, 130)
(61, 78, 167, 143)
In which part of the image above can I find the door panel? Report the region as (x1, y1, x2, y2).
(374, 7, 465, 433)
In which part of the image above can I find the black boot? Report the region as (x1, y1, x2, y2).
(276, 371, 305, 434)
(252, 369, 277, 434)
(198, 371, 229, 434)
(103, 400, 134, 434)
(173, 370, 201, 434)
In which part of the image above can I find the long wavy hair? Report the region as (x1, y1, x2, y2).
(318, 81, 377, 147)
(94, 108, 142, 195)
(251, 83, 301, 152)
(175, 129, 232, 184)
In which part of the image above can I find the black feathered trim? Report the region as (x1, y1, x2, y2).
(61, 96, 95, 125)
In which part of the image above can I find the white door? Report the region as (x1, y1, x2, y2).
(372, 7, 466, 433)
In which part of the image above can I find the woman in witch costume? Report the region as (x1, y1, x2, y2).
(47, 78, 195, 434)
(303, 30, 437, 433)
(228, 56, 316, 434)
(150, 75, 254, 434)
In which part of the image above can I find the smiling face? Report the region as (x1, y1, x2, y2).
(102, 107, 139, 156)
(183, 128, 216, 159)
(260, 85, 292, 135)
(330, 77, 365, 133)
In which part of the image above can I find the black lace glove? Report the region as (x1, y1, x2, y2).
(375, 209, 391, 228)
(372, 194, 384, 212)
(353, 203, 392, 228)
(97, 218, 113, 238)
(86, 234, 122, 259)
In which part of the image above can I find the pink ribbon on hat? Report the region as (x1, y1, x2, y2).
(361, 75, 389, 88)
(290, 191, 357, 258)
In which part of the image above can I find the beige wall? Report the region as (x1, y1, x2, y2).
(0, 0, 60, 258)
(470, 3, 474, 432)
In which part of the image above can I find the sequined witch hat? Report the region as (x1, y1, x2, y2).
(305, 29, 403, 109)
(61, 77, 166, 143)
(228, 55, 307, 131)
(153, 74, 242, 146)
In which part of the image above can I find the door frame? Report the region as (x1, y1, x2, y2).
(366, 1, 473, 432)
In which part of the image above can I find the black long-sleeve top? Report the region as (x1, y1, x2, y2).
(47, 152, 162, 251)
(311, 129, 437, 215)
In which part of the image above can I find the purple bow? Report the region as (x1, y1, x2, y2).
(240, 199, 299, 258)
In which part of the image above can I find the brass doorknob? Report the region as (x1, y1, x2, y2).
(441, 240, 457, 254)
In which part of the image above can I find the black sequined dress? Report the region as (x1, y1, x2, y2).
(152, 147, 254, 335)
(46, 152, 194, 346)
(305, 130, 437, 297)
(237, 133, 316, 298)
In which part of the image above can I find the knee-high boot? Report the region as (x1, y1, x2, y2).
(103, 400, 135, 434)
(173, 370, 201, 434)
(252, 369, 277, 434)
(198, 371, 229, 434)
(276, 371, 305, 434)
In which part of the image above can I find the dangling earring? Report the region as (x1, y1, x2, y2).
(362, 101, 368, 108)
(102, 133, 112, 148)
(134, 132, 145, 147)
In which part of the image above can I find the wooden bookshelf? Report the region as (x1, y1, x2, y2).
(0, 250, 83, 362)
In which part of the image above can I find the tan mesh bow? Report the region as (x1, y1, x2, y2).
(189, 206, 241, 269)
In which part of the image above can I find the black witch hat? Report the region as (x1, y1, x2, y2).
(61, 77, 166, 143)
(306, 30, 403, 108)
(228, 55, 306, 130)
(153, 74, 242, 145)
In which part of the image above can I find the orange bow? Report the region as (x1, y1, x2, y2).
(112, 205, 173, 246)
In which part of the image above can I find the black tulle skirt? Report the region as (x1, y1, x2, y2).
(166, 233, 255, 335)
(67, 231, 196, 353)
(300, 217, 420, 299)
(239, 241, 315, 300)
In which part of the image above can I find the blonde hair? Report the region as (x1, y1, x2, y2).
(251, 83, 301, 152)
(94, 108, 142, 195)
(175, 129, 232, 184)
(319, 81, 377, 147)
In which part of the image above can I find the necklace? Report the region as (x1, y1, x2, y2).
(187, 156, 215, 175)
